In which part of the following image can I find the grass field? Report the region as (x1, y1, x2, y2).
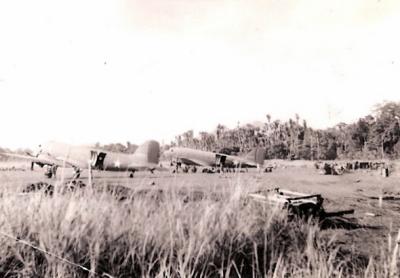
(0, 163, 400, 277)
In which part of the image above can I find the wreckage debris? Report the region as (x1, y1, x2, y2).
(202, 168, 217, 174)
(22, 181, 87, 196)
(315, 162, 345, 175)
(264, 166, 273, 173)
(248, 188, 324, 218)
(247, 188, 354, 220)
(315, 160, 389, 176)
(23, 182, 55, 195)
(21, 181, 132, 199)
(0, 167, 26, 172)
(20, 182, 223, 203)
(367, 195, 400, 201)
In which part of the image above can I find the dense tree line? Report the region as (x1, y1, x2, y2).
(2, 102, 399, 161)
(170, 101, 400, 160)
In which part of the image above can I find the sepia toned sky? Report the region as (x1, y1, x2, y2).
(1, 0, 400, 149)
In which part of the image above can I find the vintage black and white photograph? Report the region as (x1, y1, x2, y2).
(1, 0, 400, 277)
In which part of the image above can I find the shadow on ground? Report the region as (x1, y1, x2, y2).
(320, 215, 382, 230)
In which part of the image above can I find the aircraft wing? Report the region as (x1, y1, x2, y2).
(0, 152, 37, 161)
(225, 156, 258, 168)
(239, 160, 259, 168)
(53, 156, 87, 169)
(179, 157, 208, 167)
(128, 162, 166, 171)
(237, 161, 258, 168)
(0, 152, 77, 168)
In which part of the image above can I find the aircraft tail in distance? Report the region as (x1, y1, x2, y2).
(244, 148, 266, 166)
(134, 140, 160, 164)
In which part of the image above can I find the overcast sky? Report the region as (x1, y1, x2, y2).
(1, 0, 400, 149)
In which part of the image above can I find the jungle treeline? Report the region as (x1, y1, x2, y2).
(170, 101, 400, 160)
(1, 101, 399, 161)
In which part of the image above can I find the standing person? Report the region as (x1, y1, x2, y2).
(175, 161, 181, 173)
(51, 165, 58, 178)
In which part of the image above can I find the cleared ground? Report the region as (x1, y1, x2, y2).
(0, 162, 399, 276)
(1, 164, 399, 258)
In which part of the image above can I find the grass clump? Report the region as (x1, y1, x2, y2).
(0, 182, 396, 277)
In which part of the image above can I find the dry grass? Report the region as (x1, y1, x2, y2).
(0, 170, 399, 277)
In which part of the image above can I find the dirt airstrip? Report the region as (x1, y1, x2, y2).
(1, 164, 399, 260)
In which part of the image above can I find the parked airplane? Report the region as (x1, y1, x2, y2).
(163, 147, 266, 172)
(0, 140, 160, 178)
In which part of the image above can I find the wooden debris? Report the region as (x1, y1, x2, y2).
(248, 188, 354, 219)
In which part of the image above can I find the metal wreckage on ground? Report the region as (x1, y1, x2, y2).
(247, 188, 354, 219)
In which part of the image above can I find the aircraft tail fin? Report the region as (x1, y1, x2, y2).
(244, 148, 266, 166)
(135, 140, 160, 164)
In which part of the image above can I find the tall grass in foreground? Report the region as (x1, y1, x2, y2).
(0, 182, 397, 277)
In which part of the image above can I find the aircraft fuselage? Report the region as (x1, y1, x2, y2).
(164, 147, 260, 168)
(40, 141, 157, 172)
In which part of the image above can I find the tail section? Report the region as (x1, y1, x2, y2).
(244, 148, 266, 167)
(134, 140, 160, 164)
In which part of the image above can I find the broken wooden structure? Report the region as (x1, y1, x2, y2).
(248, 188, 354, 219)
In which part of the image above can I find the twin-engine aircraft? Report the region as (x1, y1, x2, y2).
(163, 147, 266, 172)
(1, 140, 160, 178)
